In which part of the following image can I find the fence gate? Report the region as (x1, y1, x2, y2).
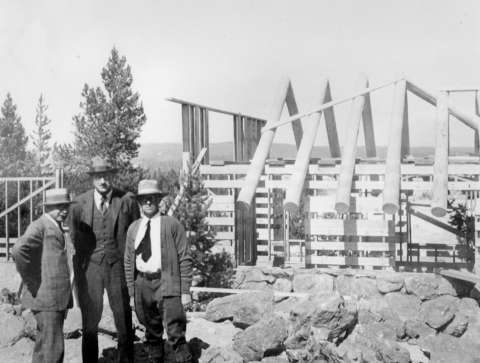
(0, 170, 62, 261)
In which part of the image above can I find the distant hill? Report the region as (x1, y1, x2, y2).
(136, 142, 476, 171)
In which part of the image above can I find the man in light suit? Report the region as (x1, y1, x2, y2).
(12, 188, 74, 363)
(124, 179, 193, 363)
(69, 157, 140, 363)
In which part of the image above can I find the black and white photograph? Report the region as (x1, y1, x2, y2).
(1, 1, 480, 362)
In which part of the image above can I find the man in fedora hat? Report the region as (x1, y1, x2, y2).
(12, 188, 74, 363)
(124, 179, 193, 363)
(69, 157, 139, 363)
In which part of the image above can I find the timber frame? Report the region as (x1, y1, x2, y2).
(168, 77, 480, 271)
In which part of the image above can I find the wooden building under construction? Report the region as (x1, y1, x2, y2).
(168, 76, 480, 271)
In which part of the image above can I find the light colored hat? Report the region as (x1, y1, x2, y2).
(137, 179, 165, 197)
(87, 157, 118, 175)
(44, 188, 73, 206)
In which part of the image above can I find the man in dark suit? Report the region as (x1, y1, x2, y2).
(12, 188, 74, 363)
(69, 157, 140, 363)
(124, 179, 193, 363)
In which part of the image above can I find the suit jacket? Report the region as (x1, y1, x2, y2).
(69, 188, 140, 269)
(12, 215, 73, 311)
(124, 216, 193, 297)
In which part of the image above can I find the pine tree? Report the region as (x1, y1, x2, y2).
(72, 47, 146, 169)
(0, 93, 29, 176)
(57, 47, 147, 193)
(31, 94, 52, 175)
(173, 164, 233, 288)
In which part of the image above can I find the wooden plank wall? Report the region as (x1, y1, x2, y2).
(201, 160, 479, 270)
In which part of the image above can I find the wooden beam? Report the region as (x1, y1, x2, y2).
(181, 104, 191, 152)
(284, 79, 329, 213)
(401, 91, 410, 158)
(475, 91, 480, 154)
(323, 82, 341, 158)
(431, 92, 450, 217)
(383, 79, 407, 214)
(190, 286, 309, 298)
(362, 88, 376, 157)
(406, 80, 480, 131)
(285, 82, 303, 149)
(236, 77, 290, 211)
(408, 206, 458, 235)
(262, 78, 399, 132)
(335, 75, 368, 213)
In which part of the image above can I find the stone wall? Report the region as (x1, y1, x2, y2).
(199, 266, 480, 363)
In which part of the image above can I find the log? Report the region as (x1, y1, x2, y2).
(190, 286, 309, 298)
(362, 91, 376, 157)
(335, 76, 368, 213)
(401, 91, 410, 158)
(236, 77, 291, 211)
(383, 79, 407, 214)
(475, 91, 480, 154)
(431, 92, 449, 217)
(262, 78, 399, 132)
(323, 82, 341, 157)
(285, 82, 303, 148)
(406, 80, 480, 132)
(284, 79, 329, 213)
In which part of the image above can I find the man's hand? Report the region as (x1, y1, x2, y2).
(129, 297, 135, 310)
(181, 293, 192, 308)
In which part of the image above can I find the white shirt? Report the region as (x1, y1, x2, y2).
(135, 213, 162, 273)
(94, 189, 112, 211)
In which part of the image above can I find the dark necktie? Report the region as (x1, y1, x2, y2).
(100, 196, 107, 214)
(136, 220, 152, 262)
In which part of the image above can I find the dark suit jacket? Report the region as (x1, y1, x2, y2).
(12, 215, 73, 311)
(124, 216, 193, 297)
(69, 188, 140, 269)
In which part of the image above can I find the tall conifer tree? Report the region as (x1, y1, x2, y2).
(0, 93, 28, 176)
(31, 94, 52, 175)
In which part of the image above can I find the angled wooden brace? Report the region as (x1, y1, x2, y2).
(323, 82, 341, 158)
(383, 79, 407, 214)
(284, 79, 330, 213)
(401, 91, 410, 158)
(335, 75, 368, 213)
(431, 91, 449, 217)
(285, 82, 303, 149)
(236, 77, 292, 211)
(362, 90, 376, 158)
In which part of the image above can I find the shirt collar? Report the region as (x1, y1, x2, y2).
(141, 212, 160, 224)
(94, 189, 112, 204)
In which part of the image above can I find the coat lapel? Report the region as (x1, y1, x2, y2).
(82, 190, 94, 226)
(110, 192, 122, 225)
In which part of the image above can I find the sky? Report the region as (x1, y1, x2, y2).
(1, 0, 480, 151)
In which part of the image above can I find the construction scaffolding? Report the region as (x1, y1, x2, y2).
(168, 77, 480, 271)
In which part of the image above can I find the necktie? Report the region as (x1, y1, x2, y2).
(136, 220, 152, 262)
(100, 196, 107, 214)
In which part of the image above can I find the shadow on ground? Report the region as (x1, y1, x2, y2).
(99, 338, 209, 363)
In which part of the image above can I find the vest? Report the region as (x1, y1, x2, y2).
(91, 203, 119, 264)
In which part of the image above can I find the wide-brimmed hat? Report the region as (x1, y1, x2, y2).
(87, 157, 118, 175)
(44, 188, 73, 206)
(137, 179, 165, 197)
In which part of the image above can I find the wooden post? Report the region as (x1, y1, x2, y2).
(236, 77, 291, 211)
(475, 91, 480, 154)
(284, 79, 329, 213)
(323, 82, 341, 158)
(401, 91, 410, 158)
(362, 91, 376, 157)
(285, 82, 303, 149)
(431, 92, 449, 217)
(406, 80, 480, 132)
(383, 79, 407, 214)
(335, 76, 368, 213)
